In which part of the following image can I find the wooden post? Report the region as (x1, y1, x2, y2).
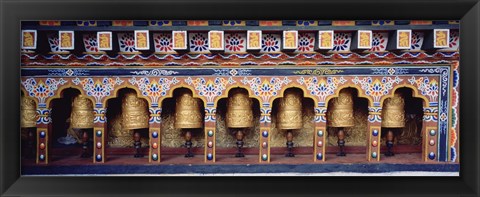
(36, 108, 51, 164)
(149, 107, 161, 163)
(314, 106, 327, 162)
(259, 107, 271, 163)
(367, 106, 382, 162)
(423, 106, 439, 162)
(204, 106, 216, 163)
(93, 107, 106, 163)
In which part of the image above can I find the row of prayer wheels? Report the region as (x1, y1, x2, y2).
(20, 89, 406, 129)
(21, 88, 406, 158)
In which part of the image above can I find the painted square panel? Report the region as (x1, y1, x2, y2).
(357, 30, 373, 49)
(135, 30, 150, 50)
(189, 32, 210, 53)
(172, 31, 188, 50)
(295, 33, 315, 52)
(247, 31, 262, 50)
(58, 31, 74, 50)
(283, 30, 298, 50)
(83, 33, 99, 52)
(153, 33, 174, 53)
(97, 32, 112, 51)
(209, 31, 224, 50)
(117, 33, 139, 53)
(318, 31, 334, 50)
(397, 30, 412, 49)
(261, 33, 281, 53)
(225, 33, 246, 53)
(22, 30, 37, 49)
(434, 29, 450, 48)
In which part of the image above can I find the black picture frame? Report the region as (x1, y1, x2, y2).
(1, 0, 479, 196)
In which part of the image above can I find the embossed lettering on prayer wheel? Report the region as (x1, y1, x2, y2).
(277, 89, 303, 130)
(71, 95, 94, 129)
(226, 89, 253, 128)
(174, 89, 203, 129)
(122, 93, 149, 130)
(21, 96, 37, 128)
(381, 92, 405, 128)
(327, 89, 354, 128)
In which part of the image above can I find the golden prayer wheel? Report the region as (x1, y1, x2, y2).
(327, 88, 355, 128)
(277, 89, 303, 130)
(122, 92, 149, 130)
(226, 89, 253, 128)
(71, 95, 94, 129)
(381, 92, 405, 128)
(174, 89, 203, 129)
(21, 96, 37, 128)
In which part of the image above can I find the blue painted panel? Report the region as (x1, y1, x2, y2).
(246, 20, 259, 26)
(317, 20, 332, 26)
(61, 21, 76, 26)
(172, 20, 187, 26)
(208, 20, 223, 26)
(133, 21, 149, 26)
(282, 20, 296, 26)
(97, 21, 112, 26)
(356, 20, 371, 25)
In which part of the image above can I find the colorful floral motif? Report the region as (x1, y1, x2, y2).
(129, 77, 179, 106)
(410, 32, 424, 51)
(117, 33, 138, 53)
(261, 34, 281, 53)
(153, 33, 174, 53)
(47, 34, 67, 53)
(22, 78, 67, 107)
(83, 34, 99, 52)
(439, 30, 460, 51)
(297, 76, 347, 103)
(408, 76, 439, 103)
(189, 33, 209, 52)
(449, 30, 459, 49)
(225, 33, 246, 53)
(241, 77, 291, 104)
(369, 32, 388, 52)
(185, 77, 236, 104)
(329, 33, 352, 52)
(295, 33, 315, 52)
(72, 77, 124, 106)
(352, 76, 403, 104)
